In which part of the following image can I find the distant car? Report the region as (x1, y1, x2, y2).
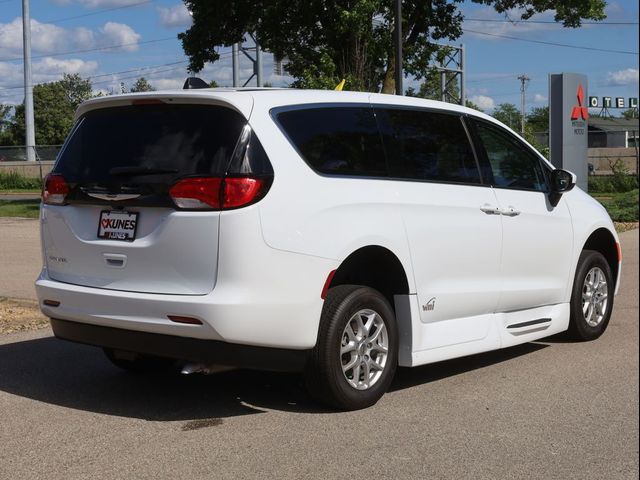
(37, 86, 621, 410)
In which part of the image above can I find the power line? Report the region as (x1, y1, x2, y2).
(0, 51, 234, 97)
(0, 36, 177, 63)
(467, 73, 515, 84)
(0, 65, 187, 98)
(463, 28, 639, 55)
(41, 0, 154, 25)
(0, 60, 190, 92)
(465, 18, 639, 25)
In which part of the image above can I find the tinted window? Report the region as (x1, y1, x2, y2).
(474, 121, 547, 191)
(55, 104, 247, 183)
(275, 107, 387, 176)
(376, 108, 481, 184)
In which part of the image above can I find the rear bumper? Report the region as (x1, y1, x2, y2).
(36, 263, 328, 350)
(51, 318, 309, 372)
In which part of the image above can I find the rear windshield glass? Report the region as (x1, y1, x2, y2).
(54, 104, 246, 183)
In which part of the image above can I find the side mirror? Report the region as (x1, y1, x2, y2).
(550, 169, 576, 194)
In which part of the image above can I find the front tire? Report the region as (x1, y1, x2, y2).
(305, 285, 398, 410)
(567, 250, 614, 341)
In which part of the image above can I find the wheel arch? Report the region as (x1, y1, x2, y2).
(327, 245, 411, 308)
(581, 227, 620, 289)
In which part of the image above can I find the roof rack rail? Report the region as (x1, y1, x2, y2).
(183, 77, 210, 90)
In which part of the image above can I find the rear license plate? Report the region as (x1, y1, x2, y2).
(98, 210, 138, 241)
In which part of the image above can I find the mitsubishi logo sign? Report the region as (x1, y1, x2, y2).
(549, 72, 588, 190)
(571, 84, 589, 121)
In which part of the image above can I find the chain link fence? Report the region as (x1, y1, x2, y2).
(0, 146, 62, 184)
(0, 145, 62, 163)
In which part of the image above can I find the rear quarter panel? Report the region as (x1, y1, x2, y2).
(247, 100, 417, 294)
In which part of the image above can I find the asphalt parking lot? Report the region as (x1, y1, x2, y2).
(0, 223, 637, 479)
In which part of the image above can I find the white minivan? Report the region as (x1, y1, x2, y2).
(36, 84, 621, 410)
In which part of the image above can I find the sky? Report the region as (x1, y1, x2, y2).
(0, 0, 638, 114)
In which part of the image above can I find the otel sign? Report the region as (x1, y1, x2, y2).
(588, 96, 638, 109)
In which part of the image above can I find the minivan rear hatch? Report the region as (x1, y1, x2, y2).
(42, 100, 249, 295)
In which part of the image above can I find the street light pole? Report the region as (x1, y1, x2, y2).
(21, 0, 36, 161)
(394, 0, 403, 96)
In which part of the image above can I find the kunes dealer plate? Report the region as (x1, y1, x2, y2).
(98, 210, 139, 241)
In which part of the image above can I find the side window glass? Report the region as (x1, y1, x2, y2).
(376, 108, 481, 184)
(275, 107, 387, 177)
(474, 121, 547, 191)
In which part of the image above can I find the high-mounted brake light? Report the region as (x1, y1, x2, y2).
(169, 176, 269, 210)
(131, 99, 165, 105)
(43, 174, 70, 205)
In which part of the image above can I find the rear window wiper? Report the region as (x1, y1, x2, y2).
(109, 166, 179, 176)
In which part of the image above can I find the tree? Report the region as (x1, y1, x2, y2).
(180, 0, 606, 94)
(405, 68, 459, 101)
(130, 77, 155, 92)
(464, 99, 484, 112)
(11, 74, 93, 145)
(526, 106, 548, 133)
(621, 108, 638, 120)
(0, 104, 16, 145)
(492, 103, 522, 131)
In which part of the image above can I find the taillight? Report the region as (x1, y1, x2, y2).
(43, 174, 69, 205)
(169, 177, 223, 209)
(223, 178, 266, 208)
(169, 176, 269, 210)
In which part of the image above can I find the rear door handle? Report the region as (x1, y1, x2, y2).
(480, 204, 502, 215)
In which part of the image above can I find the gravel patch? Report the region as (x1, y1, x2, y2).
(0, 297, 49, 335)
(615, 222, 639, 233)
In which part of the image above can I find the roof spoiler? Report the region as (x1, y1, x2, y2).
(183, 77, 210, 90)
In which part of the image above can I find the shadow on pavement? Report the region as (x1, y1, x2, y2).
(392, 342, 547, 391)
(0, 335, 547, 419)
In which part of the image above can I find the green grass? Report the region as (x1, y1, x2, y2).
(0, 171, 42, 190)
(0, 189, 41, 194)
(0, 199, 40, 218)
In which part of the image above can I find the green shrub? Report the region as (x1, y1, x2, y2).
(600, 189, 639, 222)
(588, 176, 615, 193)
(0, 171, 42, 190)
(589, 175, 638, 194)
(589, 159, 639, 194)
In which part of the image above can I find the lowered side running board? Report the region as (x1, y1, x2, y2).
(507, 318, 552, 329)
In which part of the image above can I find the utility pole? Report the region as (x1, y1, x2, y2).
(255, 36, 263, 87)
(22, 0, 36, 161)
(232, 43, 240, 87)
(394, 0, 403, 95)
(518, 74, 530, 135)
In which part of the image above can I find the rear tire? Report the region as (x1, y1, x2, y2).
(103, 348, 175, 374)
(305, 285, 398, 410)
(567, 250, 614, 341)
